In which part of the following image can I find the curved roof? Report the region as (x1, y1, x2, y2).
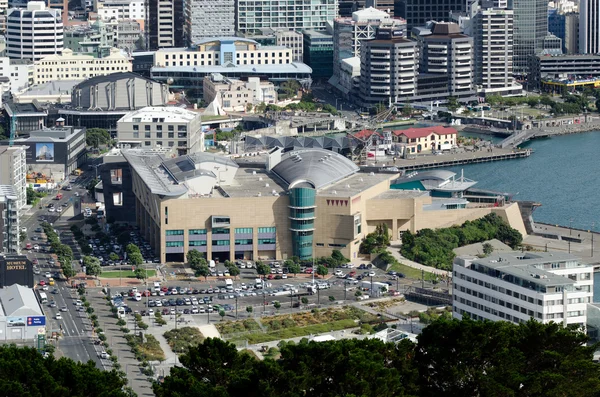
(193, 37, 257, 47)
(74, 72, 159, 90)
(271, 148, 359, 190)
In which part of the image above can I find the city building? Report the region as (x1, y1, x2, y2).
(302, 30, 334, 80)
(185, 0, 234, 44)
(62, 73, 169, 134)
(33, 48, 131, 85)
(0, 188, 20, 255)
(0, 284, 45, 340)
(331, 8, 407, 91)
(530, 54, 600, 90)
(116, 106, 203, 155)
(113, 19, 143, 52)
(147, 0, 184, 49)
(203, 73, 277, 112)
(366, 0, 394, 15)
(339, 57, 361, 97)
(338, 0, 365, 17)
(151, 38, 312, 98)
(235, 0, 337, 34)
(395, 0, 466, 31)
(540, 33, 563, 56)
(416, 22, 475, 101)
(0, 58, 33, 94)
(0, 145, 27, 210)
(13, 80, 81, 104)
(6, 2, 63, 62)
(579, 0, 600, 54)
(391, 125, 457, 154)
(95, 0, 145, 22)
(564, 13, 579, 54)
(116, 147, 527, 263)
(3, 102, 47, 136)
(275, 31, 304, 63)
(473, 7, 523, 96)
(1, 122, 86, 180)
(511, 0, 547, 79)
(63, 20, 115, 58)
(359, 30, 418, 105)
(453, 251, 593, 328)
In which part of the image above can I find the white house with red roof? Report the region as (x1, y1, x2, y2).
(392, 126, 457, 154)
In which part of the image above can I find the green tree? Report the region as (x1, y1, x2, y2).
(195, 265, 210, 281)
(482, 242, 494, 256)
(360, 224, 390, 254)
(246, 306, 253, 314)
(126, 243, 141, 256)
(227, 264, 240, 279)
(331, 249, 348, 265)
(526, 97, 539, 108)
(301, 297, 309, 305)
(134, 267, 147, 281)
(273, 301, 281, 311)
(187, 249, 207, 272)
(219, 310, 226, 321)
(316, 264, 328, 278)
(86, 128, 111, 148)
(109, 252, 119, 262)
(255, 261, 270, 279)
(128, 252, 143, 267)
(83, 256, 102, 278)
(285, 260, 301, 277)
(596, 98, 600, 112)
(281, 79, 301, 97)
(19, 231, 26, 243)
(540, 95, 555, 109)
(447, 96, 460, 112)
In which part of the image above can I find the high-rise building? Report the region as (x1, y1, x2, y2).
(564, 13, 579, 54)
(366, 0, 394, 15)
(338, 0, 365, 17)
(303, 30, 334, 80)
(0, 146, 27, 211)
(147, 0, 184, 49)
(395, 0, 466, 31)
(235, 0, 337, 34)
(95, 0, 145, 22)
(359, 28, 418, 105)
(510, 0, 547, 78)
(453, 251, 593, 328)
(579, 0, 600, 54)
(185, 0, 235, 45)
(6, 2, 63, 62)
(416, 22, 475, 100)
(473, 6, 522, 96)
(0, 185, 20, 255)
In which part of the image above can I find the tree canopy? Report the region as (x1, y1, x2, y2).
(0, 345, 129, 396)
(154, 318, 600, 397)
(360, 224, 391, 254)
(85, 128, 111, 148)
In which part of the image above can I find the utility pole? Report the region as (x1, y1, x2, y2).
(592, 222, 595, 257)
(569, 218, 574, 236)
(568, 241, 571, 254)
(421, 269, 425, 288)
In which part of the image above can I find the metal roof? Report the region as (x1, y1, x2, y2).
(0, 284, 43, 317)
(74, 72, 158, 90)
(244, 135, 352, 151)
(271, 148, 359, 190)
(151, 62, 312, 75)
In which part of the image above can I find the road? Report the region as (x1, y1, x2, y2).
(21, 174, 106, 369)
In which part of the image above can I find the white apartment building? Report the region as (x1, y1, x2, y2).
(154, 38, 293, 68)
(275, 30, 304, 63)
(453, 251, 594, 328)
(185, 0, 234, 44)
(0, 145, 27, 211)
(473, 7, 523, 96)
(0, 185, 20, 254)
(0, 58, 33, 94)
(34, 48, 132, 84)
(117, 106, 204, 155)
(95, 0, 145, 22)
(6, 2, 63, 62)
(203, 74, 277, 111)
(235, 0, 337, 34)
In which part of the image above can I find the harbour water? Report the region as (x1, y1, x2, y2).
(447, 131, 600, 231)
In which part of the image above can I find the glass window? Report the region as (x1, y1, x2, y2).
(235, 228, 253, 234)
(258, 238, 276, 244)
(166, 230, 184, 236)
(145, 132, 151, 138)
(212, 228, 229, 234)
(166, 241, 184, 247)
(258, 227, 276, 233)
(189, 240, 207, 246)
(168, 125, 174, 131)
(133, 132, 139, 138)
(212, 240, 230, 246)
(145, 125, 151, 131)
(189, 229, 207, 235)
(234, 239, 253, 245)
(133, 125, 139, 131)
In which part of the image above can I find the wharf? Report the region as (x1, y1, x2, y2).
(389, 148, 531, 171)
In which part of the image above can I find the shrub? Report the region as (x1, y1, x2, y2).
(116, 319, 126, 326)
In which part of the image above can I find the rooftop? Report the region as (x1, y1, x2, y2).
(151, 62, 312, 75)
(74, 72, 159, 90)
(218, 168, 288, 198)
(319, 172, 392, 197)
(118, 106, 201, 123)
(0, 284, 43, 317)
(371, 189, 429, 199)
(392, 125, 457, 139)
(15, 80, 82, 98)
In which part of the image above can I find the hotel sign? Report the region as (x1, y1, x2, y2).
(0, 256, 34, 288)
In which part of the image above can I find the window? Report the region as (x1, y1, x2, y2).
(189, 240, 207, 246)
(145, 132, 151, 138)
(168, 132, 174, 138)
(235, 228, 253, 234)
(133, 132, 139, 138)
(157, 132, 162, 138)
(145, 141, 151, 146)
(145, 125, 151, 131)
(133, 125, 139, 131)
(166, 230, 184, 236)
(258, 227, 276, 233)
(328, 243, 347, 248)
(212, 240, 230, 246)
(189, 229, 207, 235)
(156, 125, 162, 131)
(258, 238, 276, 244)
(166, 241, 184, 247)
(235, 239, 253, 245)
(168, 125, 174, 131)
(212, 228, 229, 235)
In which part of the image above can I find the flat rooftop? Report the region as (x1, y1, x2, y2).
(218, 167, 288, 198)
(319, 172, 393, 198)
(372, 189, 429, 199)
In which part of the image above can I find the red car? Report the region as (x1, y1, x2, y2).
(348, 270, 357, 277)
(304, 268, 313, 274)
(142, 290, 151, 297)
(267, 274, 275, 280)
(161, 287, 168, 293)
(39, 280, 46, 286)
(32, 259, 39, 265)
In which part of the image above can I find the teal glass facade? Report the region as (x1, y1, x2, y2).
(289, 187, 316, 260)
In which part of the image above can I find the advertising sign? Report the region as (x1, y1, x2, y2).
(36, 143, 55, 162)
(6, 316, 26, 327)
(0, 256, 33, 288)
(27, 316, 46, 326)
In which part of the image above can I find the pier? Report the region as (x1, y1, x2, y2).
(388, 148, 531, 171)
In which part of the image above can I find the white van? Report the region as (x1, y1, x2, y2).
(225, 279, 233, 291)
(209, 260, 216, 268)
(153, 281, 161, 292)
(117, 306, 126, 318)
(134, 293, 142, 301)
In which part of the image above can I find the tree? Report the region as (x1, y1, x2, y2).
(134, 267, 147, 281)
(195, 265, 210, 281)
(273, 301, 281, 311)
(109, 252, 119, 262)
(256, 261, 270, 279)
(126, 243, 141, 256)
(286, 261, 301, 277)
(83, 256, 102, 278)
(19, 231, 26, 243)
(128, 252, 143, 267)
(360, 224, 391, 254)
(540, 95, 555, 109)
(227, 264, 240, 279)
(281, 79, 301, 97)
(187, 249, 207, 271)
(301, 297, 309, 305)
(447, 96, 460, 112)
(596, 98, 600, 113)
(246, 306, 253, 314)
(245, 103, 253, 113)
(482, 242, 494, 256)
(86, 128, 111, 148)
(329, 296, 335, 302)
(331, 249, 348, 265)
(316, 264, 328, 278)
(219, 310, 226, 321)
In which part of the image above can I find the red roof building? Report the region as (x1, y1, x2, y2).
(391, 126, 457, 153)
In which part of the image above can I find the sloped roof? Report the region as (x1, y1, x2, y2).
(0, 284, 43, 317)
(392, 125, 457, 139)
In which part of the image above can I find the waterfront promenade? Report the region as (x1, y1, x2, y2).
(523, 223, 600, 266)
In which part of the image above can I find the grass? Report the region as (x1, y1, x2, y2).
(99, 270, 156, 279)
(389, 262, 435, 280)
(244, 319, 358, 344)
(136, 334, 165, 361)
(163, 327, 204, 354)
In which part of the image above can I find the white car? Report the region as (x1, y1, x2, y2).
(241, 283, 247, 290)
(99, 351, 109, 359)
(42, 285, 49, 291)
(171, 288, 178, 295)
(191, 297, 198, 305)
(191, 306, 199, 314)
(48, 207, 55, 212)
(281, 274, 288, 279)
(148, 309, 154, 316)
(239, 263, 246, 269)
(368, 271, 376, 277)
(56, 313, 62, 320)
(217, 271, 224, 277)
(75, 299, 83, 306)
(155, 300, 162, 307)
(184, 298, 192, 305)
(56, 207, 63, 213)
(45, 272, 52, 278)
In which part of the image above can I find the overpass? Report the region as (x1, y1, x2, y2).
(499, 129, 540, 148)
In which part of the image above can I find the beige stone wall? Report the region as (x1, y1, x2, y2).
(492, 202, 528, 237)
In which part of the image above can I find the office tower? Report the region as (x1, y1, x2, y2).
(6, 2, 63, 61)
(395, 0, 466, 31)
(338, 0, 365, 17)
(564, 13, 579, 54)
(417, 21, 475, 98)
(186, 0, 235, 45)
(303, 30, 334, 80)
(0, 146, 27, 211)
(0, 186, 19, 254)
(473, 6, 522, 95)
(147, 0, 184, 49)
(359, 27, 418, 105)
(235, 0, 337, 34)
(510, 0, 547, 77)
(579, 0, 600, 54)
(366, 0, 394, 14)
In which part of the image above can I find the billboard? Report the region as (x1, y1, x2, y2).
(7, 316, 26, 327)
(27, 316, 46, 326)
(35, 143, 55, 161)
(0, 256, 34, 288)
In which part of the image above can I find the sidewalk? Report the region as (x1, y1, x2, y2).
(388, 242, 450, 277)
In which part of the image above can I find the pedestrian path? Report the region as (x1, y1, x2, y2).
(388, 242, 450, 277)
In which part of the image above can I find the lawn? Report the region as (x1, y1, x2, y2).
(99, 270, 156, 279)
(163, 327, 204, 354)
(389, 262, 435, 280)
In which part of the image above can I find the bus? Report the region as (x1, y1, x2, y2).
(39, 292, 48, 304)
